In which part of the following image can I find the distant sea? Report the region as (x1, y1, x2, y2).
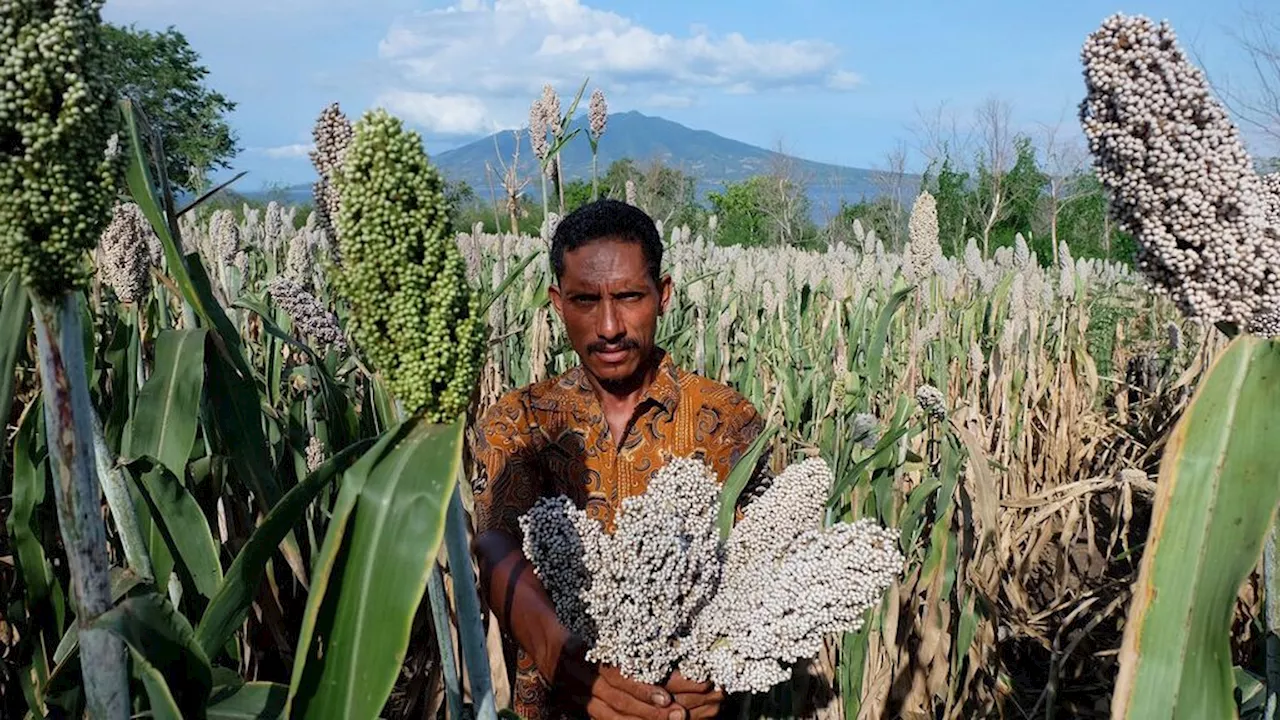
(240, 176, 918, 225)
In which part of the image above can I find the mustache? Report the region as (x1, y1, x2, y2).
(587, 339, 640, 354)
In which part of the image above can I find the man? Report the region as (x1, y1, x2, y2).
(471, 199, 767, 720)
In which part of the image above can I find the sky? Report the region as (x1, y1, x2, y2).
(101, 0, 1276, 191)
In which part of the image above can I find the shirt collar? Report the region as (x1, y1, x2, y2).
(532, 347, 681, 418)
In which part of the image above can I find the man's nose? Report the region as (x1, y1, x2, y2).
(596, 298, 624, 340)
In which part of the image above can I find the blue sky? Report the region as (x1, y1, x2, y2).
(102, 0, 1275, 190)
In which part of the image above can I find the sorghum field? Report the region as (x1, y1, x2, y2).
(1, 4, 1276, 720)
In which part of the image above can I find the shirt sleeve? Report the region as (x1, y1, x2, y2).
(470, 392, 545, 538)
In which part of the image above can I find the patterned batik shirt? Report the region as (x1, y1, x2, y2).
(471, 349, 766, 720)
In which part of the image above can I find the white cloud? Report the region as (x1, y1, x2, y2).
(826, 70, 863, 91)
(375, 0, 860, 133)
(258, 143, 315, 159)
(374, 91, 502, 136)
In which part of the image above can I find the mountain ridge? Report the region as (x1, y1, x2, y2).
(243, 111, 918, 215)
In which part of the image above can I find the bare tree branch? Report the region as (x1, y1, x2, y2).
(1037, 108, 1089, 262)
(1198, 3, 1280, 154)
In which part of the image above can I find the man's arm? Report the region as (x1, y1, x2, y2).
(471, 527, 569, 679)
(469, 395, 568, 678)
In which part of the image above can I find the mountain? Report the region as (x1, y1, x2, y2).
(244, 111, 917, 217)
(434, 111, 897, 201)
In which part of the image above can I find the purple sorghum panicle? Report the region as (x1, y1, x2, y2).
(266, 276, 346, 352)
(310, 103, 354, 251)
(98, 203, 156, 303)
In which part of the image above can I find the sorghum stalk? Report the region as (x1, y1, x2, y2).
(529, 98, 552, 240)
(444, 486, 497, 720)
(31, 294, 129, 719)
(426, 564, 464, 720)
(3, 0, 130, 713)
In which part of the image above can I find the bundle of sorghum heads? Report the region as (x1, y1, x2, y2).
(520, 456, 903, 692)
(1079, 13, 1280, 335)
(1, 0, 121, 300)
(329, 108, 486, 422)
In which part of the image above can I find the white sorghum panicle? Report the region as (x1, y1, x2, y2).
(305, 436, 325, 472)
(625, 179, 637, 206)
(286, 228, 317, 288)
(542, 212, 561, 241)
(1058, 241, 1076, 300)
(683, 458, 902, 693)
(1013, 234, 1032, 269)
(917, 384, 947, 421)
(542, 84, 562, 137)
(209, 209, 240, 263)
(589, 88, 607, 141)
(98, 203, 157, 303)
(520, 456, 902, 693)
(907, 191, 941, 283)
(264, 201, 286, 255)
(583, 458, 724, 683)
(267, 276, 346, 353)
(528, 98, 550, 162)
(1079, 14, 1280, 335)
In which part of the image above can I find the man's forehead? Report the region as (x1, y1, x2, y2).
(562, 238, 647, 280)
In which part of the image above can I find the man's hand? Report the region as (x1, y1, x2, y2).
(663, 671, 725, 719)
(551, 636, 688, 720)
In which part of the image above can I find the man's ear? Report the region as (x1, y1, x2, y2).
(659, 274, 673, 314)
(548, 282, 564, 320)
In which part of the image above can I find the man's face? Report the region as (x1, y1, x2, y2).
(549, 237, 671, 387)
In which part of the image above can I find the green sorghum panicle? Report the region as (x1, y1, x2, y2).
(331, 108, 486, 422)
(0, 0, 120, 300)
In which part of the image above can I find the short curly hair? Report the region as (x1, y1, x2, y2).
(550, 199, 663, 288)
